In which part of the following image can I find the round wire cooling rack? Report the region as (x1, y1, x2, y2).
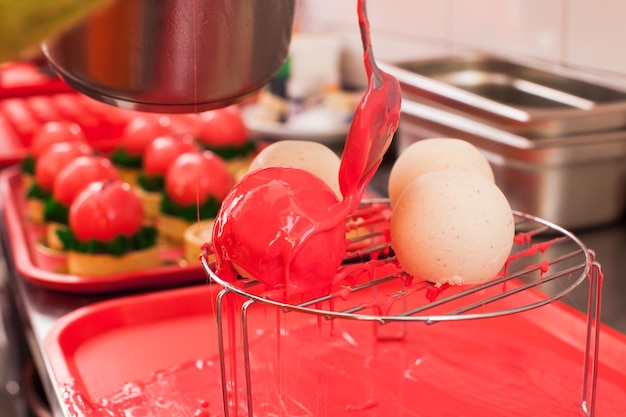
(201, 198, 595, 323)
(200, 198, 603, 417)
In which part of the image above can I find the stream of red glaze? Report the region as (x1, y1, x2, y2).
(211, 0, 401, 301)
(207, 3, 400, 414)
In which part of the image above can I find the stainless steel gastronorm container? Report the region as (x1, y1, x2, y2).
(397, 99, 626, 230)
(381, 52, 626, 138)
(381, 52, 626, 229)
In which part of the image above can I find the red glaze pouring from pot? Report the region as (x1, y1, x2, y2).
(210, 0, 401, 300)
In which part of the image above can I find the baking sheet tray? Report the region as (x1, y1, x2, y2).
(44, 283, 626, 417)
(0, 167, 206, 293)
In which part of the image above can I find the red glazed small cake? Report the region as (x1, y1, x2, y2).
(26, 141, 93, 223)
(159, 151, 234, 245)
(20, 121, 87, 192)
(135, 133, 199, 222)
(110, 115, 179, 186)
(59, 180, 160, 276)
(44, 155, 119, 250)
(195, 105, 258, 181)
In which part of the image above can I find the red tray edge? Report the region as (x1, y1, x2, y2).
(0, 77, 74, 100)
(43, 284, 216, 381)
(0, 151, 27, 169)
(0, 166, 207, 294)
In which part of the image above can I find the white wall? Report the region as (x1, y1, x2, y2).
(298, 0, 626, 85)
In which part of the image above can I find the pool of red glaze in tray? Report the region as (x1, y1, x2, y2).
(44, 282, 626, 417)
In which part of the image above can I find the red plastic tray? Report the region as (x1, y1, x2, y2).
(44, 283, 626, 417)
(0, 62, 72, 98)
(0, 64, 134, 167)
(0, 167, 207, 293)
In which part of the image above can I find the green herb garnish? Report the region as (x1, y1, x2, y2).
(20, 155, 35, 175)
(199, 140, 256, 160)
(160, 193, 221, 223)
(43, 198, 69, 224)
(57, 225, 158, 256)
(26, 183, 51, 200)
(110, 148, 143, 168)
(137, 173, 165, 192)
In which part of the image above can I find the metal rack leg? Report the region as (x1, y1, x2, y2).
(216, 288, 237, 417)
(241, 299, 256, 417)
(581, 260, 603, 417)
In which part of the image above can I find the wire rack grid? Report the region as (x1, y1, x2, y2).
(201, 198, 603, 417)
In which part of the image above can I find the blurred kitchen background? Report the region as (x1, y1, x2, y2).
(298, 0, 626, 83)
(294, 0, 626, 332)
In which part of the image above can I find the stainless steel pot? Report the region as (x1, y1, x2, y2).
(42, 0, 296, 113)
